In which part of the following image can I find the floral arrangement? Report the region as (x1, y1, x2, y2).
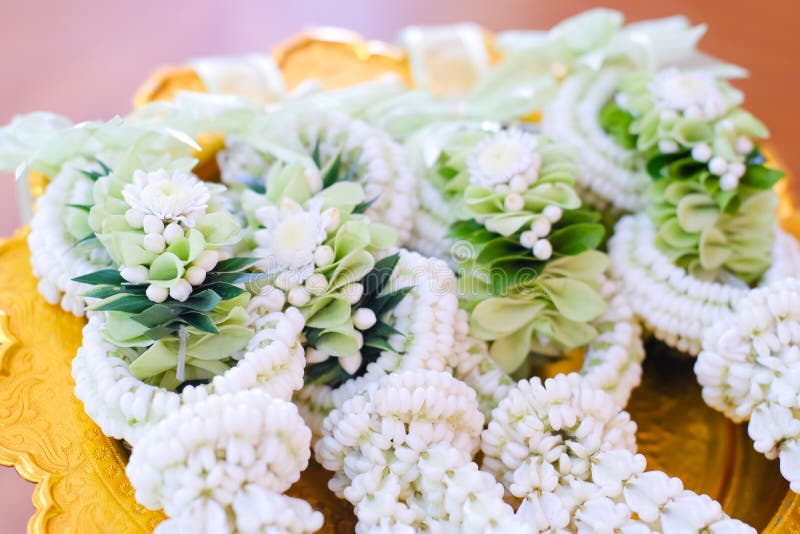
(1, 7, 798, 533)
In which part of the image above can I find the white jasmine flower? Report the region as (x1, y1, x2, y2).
(254, 198, 331, 286)
(467, 130, 539, 189)
(122, 169, 210, 227)
(651, 68, 728, 119)
(692, 143, 713, 162)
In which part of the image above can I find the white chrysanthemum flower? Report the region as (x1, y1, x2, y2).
(122, 169, 210, 227)
(72, 307, 306, 444)
(467, 130, 539, 189)
(127, 389, 314, 517)
(650, 68, 728, 119)
(481, 373, 637, 494)
(254, 198, 331, 286)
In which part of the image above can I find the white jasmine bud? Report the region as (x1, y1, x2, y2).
(305, 167, 323, 192)
(306, 348, 330, 364)
(142, 214, 165, 235)
(684, 105, 703, 119)
(353, 308, 377, 330)
(169, 279, 193, 302)
(193, 250, 219, 271)
(533, 239, 553, 260)
(719, 173, 739, 191)
(736, 136, 754, 155)
(531, 217, 552, 238)
(324, 208, 341, 233)
(543, 205, 563, 223)
(708, 157, 728, 176)
(143, 233, 166, 253)
(125, 209, 144, 228)
(146, 284, 169, 303)
(288, 287, 310, 307)
(658, 139, 679, 153)
(509, 175, 528, 193)
(691, 143, 712, 163)
(520, 230, 538, 248)
(504, 193, 524, 212)
(339, 353, 362, 375)
(342, 283, 364, 304)
(185, 266, 206, 286)
(162, 222, 184, 244)
(120, 265, 149, 284)
(728, 161, 746, 179)
(305, 273, 328, 296)
(313, 245, 334, 267)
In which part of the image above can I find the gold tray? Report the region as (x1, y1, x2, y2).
(2, 28, 798, 533)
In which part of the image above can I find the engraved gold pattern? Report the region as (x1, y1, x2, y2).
(3, 29, 799, 533)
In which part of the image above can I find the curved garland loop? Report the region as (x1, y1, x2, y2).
(482, 373, 755, 533)
(28, 158, 112, 316)
(610, 214, 800, 355)
(72, 305, 306, 444)
(696, 278, 800, 491)
(126, 389, 323, 533)
(315, 369, 524, 532)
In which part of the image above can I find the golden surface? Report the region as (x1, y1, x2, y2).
(4, 29, 800, 533)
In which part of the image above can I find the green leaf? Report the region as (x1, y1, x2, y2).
(182, 312, 220, 334)
(211, 257, 260, 273)
(646, 152, 684, 179)
(321, 151, 342, 188)
(183, 289, 223, 312)
(92, 294, 153, 314)
(129, 303, 183, 328)
(359, 252, 401, 304)
(205, 271, 270, 285)
(83, 285, 124, 299)
(364, 321, 403, 339)
(72, 269, 125, 286)
(364, 336, 394, 352)
(66, 203, 92, 212)
(70, 233, 99, 250)
(311, 138, 322, 168)
(548, 223, 605, 255)
(437, 166, 460, 180)
(369, 286, 413, 317)
(353, 196, 379, 214)
(203, 282, 247, 300)
(740, 164, 784, 190)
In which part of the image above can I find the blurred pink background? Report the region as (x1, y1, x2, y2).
(0, 0, 798, 531)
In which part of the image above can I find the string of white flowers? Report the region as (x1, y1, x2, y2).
(482, 373, 756, 532)
(294, 249, 461, 435)
(72, 304, 305, 444)
(408, 178, 453, 260)
(126, 389, 323, 533)
(542, 70, 648, 212)
(315, 369, 524, 532)
(696, 278, 800, 491)
(28, 159, 112, 316)
(609, 213, 800, 355)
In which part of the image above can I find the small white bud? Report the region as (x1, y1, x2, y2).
(305, 167, 323, 192)
(254, 206, 275, 225)
(306, 348, 330, 364)
(143, 233, 166, 253)
(533, 239, 553, 260)
(660, 109, 678, 121)
(504, 193, 524, 212)
(691, 143, 712, 163)
(146, 284, 169, 303)
(125, 209, 144, 228)
(658, 139, 679, 153)
(305, 273, 328, 296)
(162, 222, 184, 244)
(353, 308, 377, 330)
(142, 214, 165, 235)
(736, 136, 754, 155)
(324, 208, 341, 233)
(185, 266, 207, 286)
(288, 287, 310, 307)
(339, 353, 362, 375)
(120, 265, 149, 284)
(509, 175, 528, 193)
(728, 161, 746, 179)
(342, 283, 364, 304)
(684, 105, 703, 119)
(494, 184, 510, 195)
(354, 330, 364, 349)
(520, 230, 538, 249)
(253, 286, 285, 312)
(543, 205, 563, 223)
(716, 119, 735, 132)
(274, 272, 293, 291)
(169, 279, 193, 302)
(531, 217, 551, 238)
(313, 245, 335, 267)
(708, 156, 728, 176)
(719, 173, 739, 191)
(193, 250, 219, 271)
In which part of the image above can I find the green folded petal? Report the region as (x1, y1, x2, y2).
(544, 277, 607, 322)
(676, 193, 719, 232)
(147, 252, 185, 288)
